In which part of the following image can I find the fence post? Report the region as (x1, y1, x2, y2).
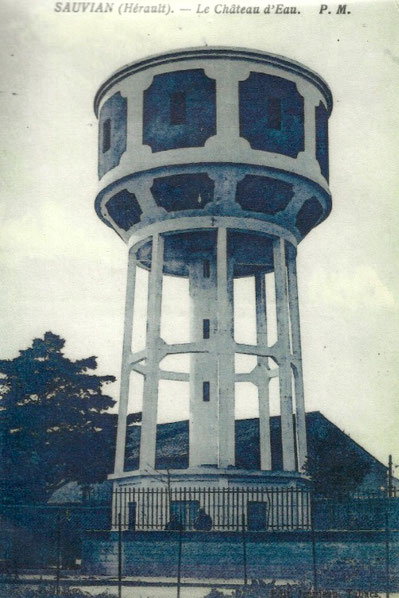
(177, 523, 183, 598)
(241, 513, 247, 586)
(56, 511, 62, 596)
(388, 455, 393, 499)
(118, 512, 123, 598)
(385, 499, 390, 598)
(310, 493, 318, 592)
(12, 501, 18, 580)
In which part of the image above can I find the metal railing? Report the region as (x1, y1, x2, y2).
(112, 486, 399, 532)
(112, 486, 312, 531)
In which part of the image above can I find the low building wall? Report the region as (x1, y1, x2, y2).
(82, 530, 399, 590)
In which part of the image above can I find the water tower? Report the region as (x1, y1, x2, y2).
(94, 48, 332, 492)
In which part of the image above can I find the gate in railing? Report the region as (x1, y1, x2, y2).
(112, 486, 312, 532)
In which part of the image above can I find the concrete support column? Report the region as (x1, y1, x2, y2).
(114, 249, 137, 474)
(211, 171, 239, 210)
(286, 249, 307, 471)
(189, 255, 218, 467)
(255, 273, 272, 471)
(139, 233, 164, 471)
(273, 238, 296, 471)
(302, 89, 320, 159)
(128, 72, 154, 157)
(217, 227, 235, 468)
(206, 64, 249, 146)
(203, 66, 241, 145)
(133, 179, 165, 220)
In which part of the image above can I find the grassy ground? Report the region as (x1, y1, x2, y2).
(0, 586, 114, 598)
(0, 581, 332, 598)
(0, 581, 395, 598)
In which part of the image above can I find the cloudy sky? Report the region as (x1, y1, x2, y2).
(0, 0, 398, 466)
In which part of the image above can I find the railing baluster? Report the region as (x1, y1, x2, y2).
(121, 488, 123, 529)
(148, 487, 150, 530)
(161, 486, 163, 530)
(239, 488, 242, 532)
(124, 488, 127, 530)
(140, 488, 143, 530)
(152, 487, 154, 530)
(133, 488, 136, 530)
(137, 488, 140, 530)
(284, 487, 287, 530)
(272, 488, 275, 530)
(183, 486, 187, 529)
(297, 488, 304, 529)
(237, 486, 240, 531)
(151, 487, 154, 530)
(129, 488, 132, 530)
(227, 485, 230, 530)
(122, 489, 124, 529)
(232, 486, 235, 531)
(156, 487, 159, 530)
(290, 487, 294, 530)
(121, 488, 124, 529)
(215, 486, 217, 530)
(209, 487, 212, 529)
(141, 488, 144, 530)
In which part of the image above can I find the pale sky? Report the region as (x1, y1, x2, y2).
(0, 0, 398, 467)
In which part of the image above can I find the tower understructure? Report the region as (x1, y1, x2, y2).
(94, 48, 332, 491)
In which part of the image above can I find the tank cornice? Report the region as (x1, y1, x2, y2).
(94, 46, 333, 116)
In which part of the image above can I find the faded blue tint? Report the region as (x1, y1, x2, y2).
(239, 72, 304, 156)
(295, 197, 323, 237)
(316, 101, 329, 180)
(98, 92, 127, 178)
(151, 173, 214, 212)
(106, 189, 142, 230)
(236, 174, 294, 214)
(143, 69, 216, 152)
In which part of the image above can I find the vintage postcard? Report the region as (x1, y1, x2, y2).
(0, 0, 398, 595)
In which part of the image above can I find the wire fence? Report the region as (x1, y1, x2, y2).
(0, 487, 397, 593)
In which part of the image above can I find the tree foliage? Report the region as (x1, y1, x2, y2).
(304, 426, 371, 496)
(0, 332, 116, 503)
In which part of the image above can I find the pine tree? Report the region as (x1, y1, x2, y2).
(0, 332, 116, 503)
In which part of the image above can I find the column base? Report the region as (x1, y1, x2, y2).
(108, 467, 309, 489)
